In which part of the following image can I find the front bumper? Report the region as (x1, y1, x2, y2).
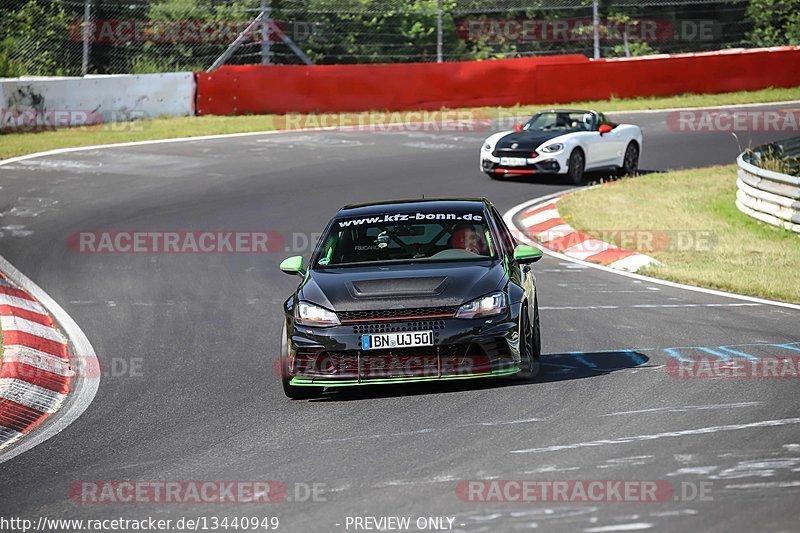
(287, 309, 522, 387)
(480, 153, 565, 175)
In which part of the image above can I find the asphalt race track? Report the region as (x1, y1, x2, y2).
(1, 103, 799, 532)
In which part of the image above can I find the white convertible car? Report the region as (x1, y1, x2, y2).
(480, 109, 642, 183)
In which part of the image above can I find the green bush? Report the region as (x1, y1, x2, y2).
(747, 0, 800, 46)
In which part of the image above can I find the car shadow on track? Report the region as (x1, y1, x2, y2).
(306, 350, 649, 402)
(491, 169, 657, 185)
(538, 350, 650, 383)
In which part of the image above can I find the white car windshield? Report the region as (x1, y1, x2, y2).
(525, 112, 594, 132)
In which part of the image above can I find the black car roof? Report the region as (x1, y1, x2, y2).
(338, 198, 491, 217)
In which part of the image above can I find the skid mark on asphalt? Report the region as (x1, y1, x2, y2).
(595, 456, 655, 469)
(579, 288, 661, 294)
(319, 417, 544, 443)
(1, 159, 103, 171)
(320, 428, 435, 443)
(0, 196, 59, 217)
(0, 225, 33, 238)
(601, 402, 761, 417)
(584, 524, 653, 532)
(668, 466, 719, 476)
(522, 465, 581, 474)
(710, 457, 800, 480)
(725, 480, 800, 489)
(662, 447, 800, 493)
(255, 135, 369, 148)
(461, 417, 543, 427)
(509, 418, 800, 454)
(540, 303, 761, 310)
(402, 141, 460, 150)
(402, 132, 476, 142)
(373, 474, 457, 488)
(649, 510, 698, 517)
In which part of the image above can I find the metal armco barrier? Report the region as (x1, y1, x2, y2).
(736, 137, 800, 233)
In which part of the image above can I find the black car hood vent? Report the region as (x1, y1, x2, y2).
(351, 277, 447, 298)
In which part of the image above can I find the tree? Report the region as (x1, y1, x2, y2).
(1, 0, 80, 76)
(747, 0, 800, 47)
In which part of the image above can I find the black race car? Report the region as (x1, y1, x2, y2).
(278, 198, 543, 399)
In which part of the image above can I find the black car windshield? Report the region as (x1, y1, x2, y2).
(525, 111, 594, 132)
(315, 210, 497, 267)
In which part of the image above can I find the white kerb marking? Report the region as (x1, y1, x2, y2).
(0, 315, 64, 344)
(0, 294, 47, 314)
(521, 209, 560, 227)
(0, 378, 67, 413)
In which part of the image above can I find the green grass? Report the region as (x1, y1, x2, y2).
(558, 165, 800, 303)
(2, 86, 800, 161)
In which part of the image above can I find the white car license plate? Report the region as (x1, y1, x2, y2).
(500, 157, 527, 166)
(362, 330, 433, 350)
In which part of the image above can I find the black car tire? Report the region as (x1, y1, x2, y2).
(516, 297, 541, 380)
(567, 148, 585, 185)
(280, 324, 324, 400)
(621, 141, 639, 176)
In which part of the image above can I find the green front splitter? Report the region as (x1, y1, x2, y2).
(290, 367, 520, 387)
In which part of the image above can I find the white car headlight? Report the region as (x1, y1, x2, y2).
(456, 292, 507, 319)
(296, 302, 340, 327)
(540, 143, 564, 153)
(483, 143, 492, 151)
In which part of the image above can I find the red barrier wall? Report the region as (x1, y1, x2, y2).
(196, 47, 800, 116)
(534, 47, 800, 104)
(196, 55, 589, 115)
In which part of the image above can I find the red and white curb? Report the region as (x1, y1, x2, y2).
(506, 193, 800, 311)
(0, 273, 75, 450)
(513, 190, 659, 273)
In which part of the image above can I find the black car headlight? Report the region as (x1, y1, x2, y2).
(296, 302, 341, 327)
(483, 143, 492, 151)
(456, 292, 507, 318)
(540, 143, 564, 153)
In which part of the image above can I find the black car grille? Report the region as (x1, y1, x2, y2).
(352, 320, 446, 334)
(338, 306, 458, 323)
(477, 337, 512, 358)
(493, 149, 535, 158)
